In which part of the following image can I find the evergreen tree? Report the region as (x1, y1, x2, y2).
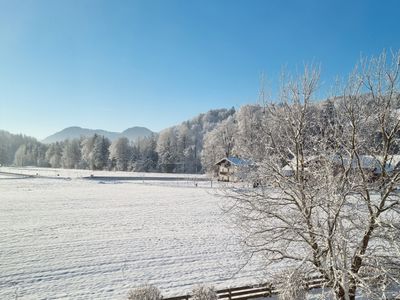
(45, 142, 63, 168)
(109, 137, 131, 171)
(61, 139, 81, 169)
(92, 135, 110, 170)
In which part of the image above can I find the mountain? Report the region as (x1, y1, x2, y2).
(42, 126, 153, 144)
(121, 127, 154, 141)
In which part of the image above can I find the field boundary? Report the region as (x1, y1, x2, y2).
(164, 276, 326, 300)
(83, 175, 210, 181)
(0, 170, 71, 180)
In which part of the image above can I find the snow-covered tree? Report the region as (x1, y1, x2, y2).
(157, 128, 178, 172)
(109, 137, 132, 171)
(201, 116, 237, 173)
(46, 142, 63, 168)
(275, 268, 307, 300)
(226, 51, 400, 300)
(80, 134, 110, 170)
(81, 134, 97, 169)
(234, 104, 265, 161)
(0, 130, 39, 166)
(131, 134, 158, 172)
(14, 141, 48, 167)
(176, 123, 192, 173)
(191, 285, 218, 300)
(155, 108, 235, 173)
(127, 284, 162, 300)
(14, 144, 31, 166)
(61, 139, 81, 169)
(92, 135, 110, 170)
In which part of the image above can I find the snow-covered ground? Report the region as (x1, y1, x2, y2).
(0, 166, 209, 180)
(0, 167, 265, 299)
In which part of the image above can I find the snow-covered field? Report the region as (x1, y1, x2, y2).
(0, 166, 209, 180)
(0, 167, 265, 299)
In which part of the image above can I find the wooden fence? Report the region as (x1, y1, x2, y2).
(164, 276, 326, 300)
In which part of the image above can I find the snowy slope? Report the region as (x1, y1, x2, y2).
(0, 173, 265, 299)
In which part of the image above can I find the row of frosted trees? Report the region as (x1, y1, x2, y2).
(4, 95, 391, 175)
(35, 134, 159, 172)
(2, 101, 348, 174)
(1, 108, 236, 172)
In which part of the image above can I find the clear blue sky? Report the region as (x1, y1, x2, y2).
(0, 0, 399, 140)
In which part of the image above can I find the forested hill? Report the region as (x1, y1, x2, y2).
(0, 107, 236, 173)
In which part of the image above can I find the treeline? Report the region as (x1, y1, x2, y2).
(200, 95, 400, 174)
(38, 134, 159, 172)
(0, 108, 235, 173)
(0, 130, 46, 166)
(201, 100, 343, 172)
(2, 98, 393, 174)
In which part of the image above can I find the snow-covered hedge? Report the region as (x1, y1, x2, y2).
(191, 285, 218, 300)
(127, 284, 162, 300)
(276, 269, 307, 300)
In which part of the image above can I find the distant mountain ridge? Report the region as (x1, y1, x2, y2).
(42, 126, 153, 144)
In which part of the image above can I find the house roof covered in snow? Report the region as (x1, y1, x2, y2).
(215, 157, 252, 166)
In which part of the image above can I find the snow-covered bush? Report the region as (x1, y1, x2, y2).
(127, 284, 162, 300)
(191, 285, 218, 300)
(275, 269, 307, 300)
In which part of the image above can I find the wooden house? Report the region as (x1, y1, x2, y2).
(215, 157, 252, 182)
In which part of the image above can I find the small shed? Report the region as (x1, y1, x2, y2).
(215, 157, 252, 182)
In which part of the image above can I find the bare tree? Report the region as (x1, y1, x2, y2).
(225, 51, 400, 300)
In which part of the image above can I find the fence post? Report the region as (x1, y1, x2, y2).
(228, 288, 232, 300)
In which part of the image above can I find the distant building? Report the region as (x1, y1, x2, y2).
(281, 154, 400, 180)
(335, 154, 400, 178)
(215, 157, 252, 182)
